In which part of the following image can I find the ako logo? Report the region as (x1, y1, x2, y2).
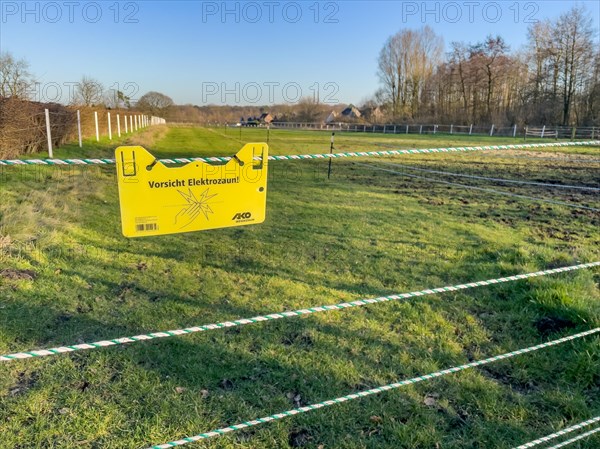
(232, 212, 252, 221)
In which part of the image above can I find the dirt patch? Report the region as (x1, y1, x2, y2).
(0, 268, 37, 280)
(281, 331, 314, 347)
(219, 378, 234, 390)
(480, 367, 537, 394)
(535, 316, 577, 336)
(9, 371, 39, 396)
(289, 429, 312, 447)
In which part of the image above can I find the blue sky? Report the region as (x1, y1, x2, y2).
(1, 1, 598, 106)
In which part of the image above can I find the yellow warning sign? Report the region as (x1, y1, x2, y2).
(115, 144, 268, 237)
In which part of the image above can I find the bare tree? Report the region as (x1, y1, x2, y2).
(523, 5, 595, 125)
(104, 89, 132, 109)
(74, 76, 104, 106)
(585, 50, 600, 124)
(377, 26, 443, 120)
(377, 33, 402, 119)
(0, 52, 36, 99)
(295, 97, 323, 122)
(136, 91, 174, 116)
(449, 42, 470, 115)
(555, 5, 594, 125)
(469, 35, 511, 122)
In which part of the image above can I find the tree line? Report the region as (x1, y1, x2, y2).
(2, 4, 597, 127)
(0, 54, 174, 118)
(374, 5, 599, 126)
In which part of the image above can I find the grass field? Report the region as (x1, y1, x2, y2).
(1, 126, 599, 449)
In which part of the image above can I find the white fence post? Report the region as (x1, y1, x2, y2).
(77, 110, 82, 148)
(124, 114, 128, 133)
(541, 125, 545, 138)
(107, 112, 112, 140)
(45, 108, 53, 157)
(117, 114, 121, 137)
(512, 124, 517, 137)
(406, 125, 409, 134)
(489, 124, 494, 136)
(134, 115, 138, 131)
(469, 124, 473, 135)
(94, 111, 100, 141)
(419, 125, 423, 134)
(450, 124, 453, 134)
(130, 115, 133, 132)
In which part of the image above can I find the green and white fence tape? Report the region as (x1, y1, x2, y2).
(2, 261, 598, 363)
(512, 416, 600, 449)
(544, 427, 600, 449)
(147, 327, 600, 449)
(0, 141, 598, 166)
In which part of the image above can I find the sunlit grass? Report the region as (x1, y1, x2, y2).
(0, 126, 598, 448)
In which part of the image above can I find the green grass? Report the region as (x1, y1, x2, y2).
(0, 126, 599, 449)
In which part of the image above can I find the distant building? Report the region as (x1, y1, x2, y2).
(340, 104, 362, 119)
(360, 106, 383, 123)
(325, 111, 337, 124)
(258, 113, 273, 124)
(245, 116, 259, 127)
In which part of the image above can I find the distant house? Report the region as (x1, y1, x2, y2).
(360, 106, 383, 123)
(325, 111, 337, 124)
(340, 104, 362, 119)
(244, 116, 259, 127)
(258, 113, 273, 124)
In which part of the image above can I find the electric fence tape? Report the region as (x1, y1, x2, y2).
(544, 427, 600, 449)
(146, 328, 600, 449)
(2, 261, 598, 362)
(0, 141, 598, 166)
(512, 416, 600, 449)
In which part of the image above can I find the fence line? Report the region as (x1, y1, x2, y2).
(266, 122, 599, 139)
(147, 328, 600, 449)
(356, 163, 600, 212)
(512, 416, 600, 449)
(2, 262, 598, 363)
(5, 110, 166, 157)
(1, 141, 599, 167)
